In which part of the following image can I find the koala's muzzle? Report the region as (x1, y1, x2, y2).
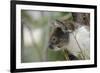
(48, 44, 54, 49)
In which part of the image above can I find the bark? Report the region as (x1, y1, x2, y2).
(72, 13, 90, 26)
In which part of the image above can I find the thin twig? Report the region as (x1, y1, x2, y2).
(62, 49, 69, 60)
(71, 33, 85, 60)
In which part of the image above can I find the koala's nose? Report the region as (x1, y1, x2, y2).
(48, 44, 54, 49)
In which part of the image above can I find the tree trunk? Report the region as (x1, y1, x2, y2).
(72, 13, 90, 26)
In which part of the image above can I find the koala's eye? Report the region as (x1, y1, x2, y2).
(52, 36, 57, 43)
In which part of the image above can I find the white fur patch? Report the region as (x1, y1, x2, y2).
(66, 26, 90, 59)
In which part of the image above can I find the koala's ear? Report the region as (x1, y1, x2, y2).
(55, 19, 65, 27)
(49, 20, 58, 28)
(51, 20, 63, 28)
(50, 20, 64, 32)
(53, 21, 60, 27)
(55, 19, 67, 30)
(55, 20, 76, 33)
(55, 19, 70, 32)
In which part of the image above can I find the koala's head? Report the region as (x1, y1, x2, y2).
(48, 20, 75, 51)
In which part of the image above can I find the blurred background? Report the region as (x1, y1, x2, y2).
(21, 10, 73, 63)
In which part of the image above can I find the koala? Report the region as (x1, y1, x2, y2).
(49, 20, 73, 50)
(48, 19, 90, 60)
